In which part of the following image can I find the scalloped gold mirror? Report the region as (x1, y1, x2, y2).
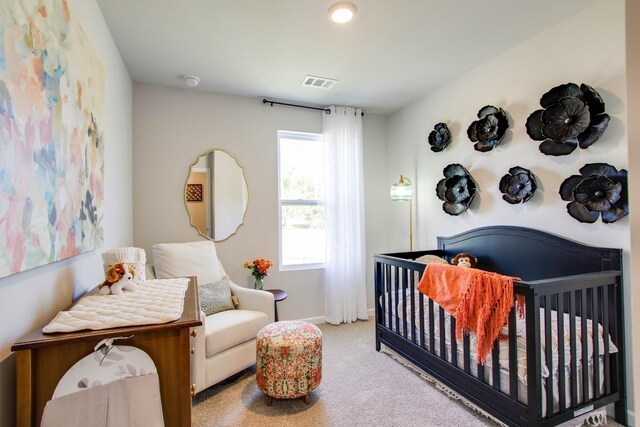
(185, 149, 248, 241)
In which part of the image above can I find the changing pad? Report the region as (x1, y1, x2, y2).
(43, 278, 190, 333)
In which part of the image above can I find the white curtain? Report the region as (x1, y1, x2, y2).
(323, 106, 369, 325)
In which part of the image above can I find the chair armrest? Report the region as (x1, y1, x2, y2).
(229, 281, 275, 323)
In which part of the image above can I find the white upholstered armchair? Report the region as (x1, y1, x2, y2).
(149, 241, 274, 393)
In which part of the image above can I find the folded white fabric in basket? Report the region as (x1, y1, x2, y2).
(43, 278, 189, 333)
(102, 247, 147, 282)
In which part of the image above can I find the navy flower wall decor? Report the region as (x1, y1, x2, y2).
(467, 105, 509, 152)
(559, 163, 628, 224)
(499, 167, 537, 204)
(436, 164, 477, 215)
(526, 83, 610, 156)
(428, 123, 451, 152)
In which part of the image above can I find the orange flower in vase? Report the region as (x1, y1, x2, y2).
(243, 258, 273, 290)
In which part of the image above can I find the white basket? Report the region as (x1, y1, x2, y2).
(102, 247, 147, 282)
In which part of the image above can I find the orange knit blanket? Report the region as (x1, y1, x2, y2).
(417, 263, 521, 364)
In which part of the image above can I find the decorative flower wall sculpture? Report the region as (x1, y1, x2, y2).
(526, 83, 610, 156)
(467, 105, 509, 152)
(559, 163, 628, 224)
(436, 164, 477, 215)
(499, 167, 537, 204)
(428, 123, 451, 152)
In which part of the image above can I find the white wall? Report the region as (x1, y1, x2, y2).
(387, 0, 636, 421)
(0, 1, 133, 426)
(133, 84, 388, 320)
(363, 115, 390, 308)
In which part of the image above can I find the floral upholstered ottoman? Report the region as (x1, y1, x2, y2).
(256, 320, 322, 405)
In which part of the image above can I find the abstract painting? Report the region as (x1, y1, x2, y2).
(0, 0, 105, 278)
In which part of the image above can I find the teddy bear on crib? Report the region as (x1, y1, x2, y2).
(451, 253, 477, 268)
(98, 262, 138, 295)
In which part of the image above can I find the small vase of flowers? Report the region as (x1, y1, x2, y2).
(243, 258, 273, 290)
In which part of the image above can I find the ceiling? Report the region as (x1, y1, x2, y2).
(96, 0, 598, 115)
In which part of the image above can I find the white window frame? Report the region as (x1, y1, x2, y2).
(277, 130, 326, 271)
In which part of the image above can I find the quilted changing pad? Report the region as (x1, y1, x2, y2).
(43, 278, 190, 333)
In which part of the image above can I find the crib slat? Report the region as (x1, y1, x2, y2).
(508, 297, 518, 400)
(401, 268, 408, 339)
(464, 334, 471, 374)
(384, 265, 390, 328)
(569, 290, 578, 406)
(612, 279, 626, 420)
(593, 287, 600, 400)
(409, 268, 416, 345)
(492, 339, 500, 391)
(544, 296, 553, 415)
(450, 316, 458, 367)
(524, 293, 543, 422)
(380, 264, 385, 327)
(388, 266, 393, 330)
(439, 306, 446, 360)
(394, 266, 400, 334)
(581, 290, 589, 403)
(477, 362, 485, 384)
(419, 292, 426, 349)
(557, 292, 566, 413)
(429, 299, 435, 353)
(603, 285, 611, 395)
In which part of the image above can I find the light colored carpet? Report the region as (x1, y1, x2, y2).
(192, 320, 620, 427)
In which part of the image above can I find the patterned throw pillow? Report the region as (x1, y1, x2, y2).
(199, 277, 235, 316)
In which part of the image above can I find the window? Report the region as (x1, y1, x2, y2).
(277, 131, 326, 269)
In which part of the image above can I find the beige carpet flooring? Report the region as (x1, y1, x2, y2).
(192, 320, 619, 427)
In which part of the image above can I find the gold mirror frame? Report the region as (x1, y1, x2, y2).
(184, 149, 248, 242)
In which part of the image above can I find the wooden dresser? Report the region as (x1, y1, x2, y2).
(11, 278, 201, 427)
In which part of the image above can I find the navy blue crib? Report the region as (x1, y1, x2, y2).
(374, 226, 626, 426)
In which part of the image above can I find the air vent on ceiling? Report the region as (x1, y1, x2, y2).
(301, 75, 338, 89)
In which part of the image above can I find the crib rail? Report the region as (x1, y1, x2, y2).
(374, 253, 625, 427)
(523, 271, 625, 426)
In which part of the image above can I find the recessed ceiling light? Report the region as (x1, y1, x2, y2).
(328, 2, 357, 24)
(182, 75, 200, 87)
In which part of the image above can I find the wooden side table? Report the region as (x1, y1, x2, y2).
(265, 289, 287, 322)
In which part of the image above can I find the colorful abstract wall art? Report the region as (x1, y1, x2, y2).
(0, 0, 105, 278)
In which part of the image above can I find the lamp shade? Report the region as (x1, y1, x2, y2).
(390, 176, 412, 201)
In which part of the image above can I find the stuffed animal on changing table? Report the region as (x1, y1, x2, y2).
(99, 262, 138, 295)
(451, 253, 477, 268)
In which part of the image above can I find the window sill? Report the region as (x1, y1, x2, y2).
(279, 263, 325, 272)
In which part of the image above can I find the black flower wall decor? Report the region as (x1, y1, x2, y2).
(436, 164, 477, 215)
(428, 123, 451, 152)
(526, 83, 610, 156)
(499, 167, 537, 204)
(467, 105, 509, 152)
(559, 163, 628, 224)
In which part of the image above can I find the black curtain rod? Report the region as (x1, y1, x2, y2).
(263, 98, 330, 114)
(262, 99, 364, 116)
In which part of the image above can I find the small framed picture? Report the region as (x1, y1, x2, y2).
(186, 184, 203, 202)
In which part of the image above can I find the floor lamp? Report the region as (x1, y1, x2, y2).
(390, 175, 413, 251)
